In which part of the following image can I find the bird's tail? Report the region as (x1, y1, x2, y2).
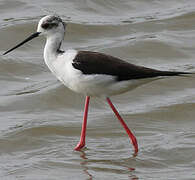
(157, 70, 193, 77)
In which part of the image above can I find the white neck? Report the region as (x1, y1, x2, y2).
(44, 33, 63, 67)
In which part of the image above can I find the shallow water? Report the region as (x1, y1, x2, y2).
(1, 0, 195, 179)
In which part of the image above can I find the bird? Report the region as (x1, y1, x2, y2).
(3, 15, 191, 154)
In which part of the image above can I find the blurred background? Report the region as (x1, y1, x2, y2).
(0, 0, 195, 179)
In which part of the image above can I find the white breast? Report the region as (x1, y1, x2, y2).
(51, 49, 114, 96)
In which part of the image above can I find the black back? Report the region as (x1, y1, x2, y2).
(72, 51, 189, 81)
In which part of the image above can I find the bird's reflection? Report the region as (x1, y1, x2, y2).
(78, 150, 139, 180)
(79, 150, 93, 180)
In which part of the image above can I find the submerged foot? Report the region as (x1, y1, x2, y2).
(74, 141, 85, 151)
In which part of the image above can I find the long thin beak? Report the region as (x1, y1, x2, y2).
(3, 32, 41, 55)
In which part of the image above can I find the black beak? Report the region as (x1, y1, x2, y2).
(3, 32, 41, 55)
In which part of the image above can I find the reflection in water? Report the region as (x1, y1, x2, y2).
(80, 151, 93, 180)
(126, 166, 139, 180)
(79, 150, 139, 180)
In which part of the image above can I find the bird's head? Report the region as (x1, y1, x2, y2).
(3, 15, 66, 55)
(37, 15, 66, 37)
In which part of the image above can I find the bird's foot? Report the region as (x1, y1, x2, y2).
(74, 141, 85, 151)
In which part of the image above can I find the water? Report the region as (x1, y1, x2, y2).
(0, 0, 195, 179)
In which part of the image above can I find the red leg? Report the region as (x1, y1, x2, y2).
(106, 97, 138, 154)
(74, 96, 90, 151)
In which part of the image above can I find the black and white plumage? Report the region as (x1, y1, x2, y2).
(3, 15, 191, 154)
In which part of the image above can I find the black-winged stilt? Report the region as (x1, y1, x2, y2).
(3, 15, 191, 154)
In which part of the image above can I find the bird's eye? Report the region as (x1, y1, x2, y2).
(41, 22, 58, 29)
(41, 23, 50, 29)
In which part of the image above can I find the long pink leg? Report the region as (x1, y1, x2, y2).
(74, 96, 90, 151)
(106, 97, 138, 154)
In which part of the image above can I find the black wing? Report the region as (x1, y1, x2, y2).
(72, 51, 189, 81)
